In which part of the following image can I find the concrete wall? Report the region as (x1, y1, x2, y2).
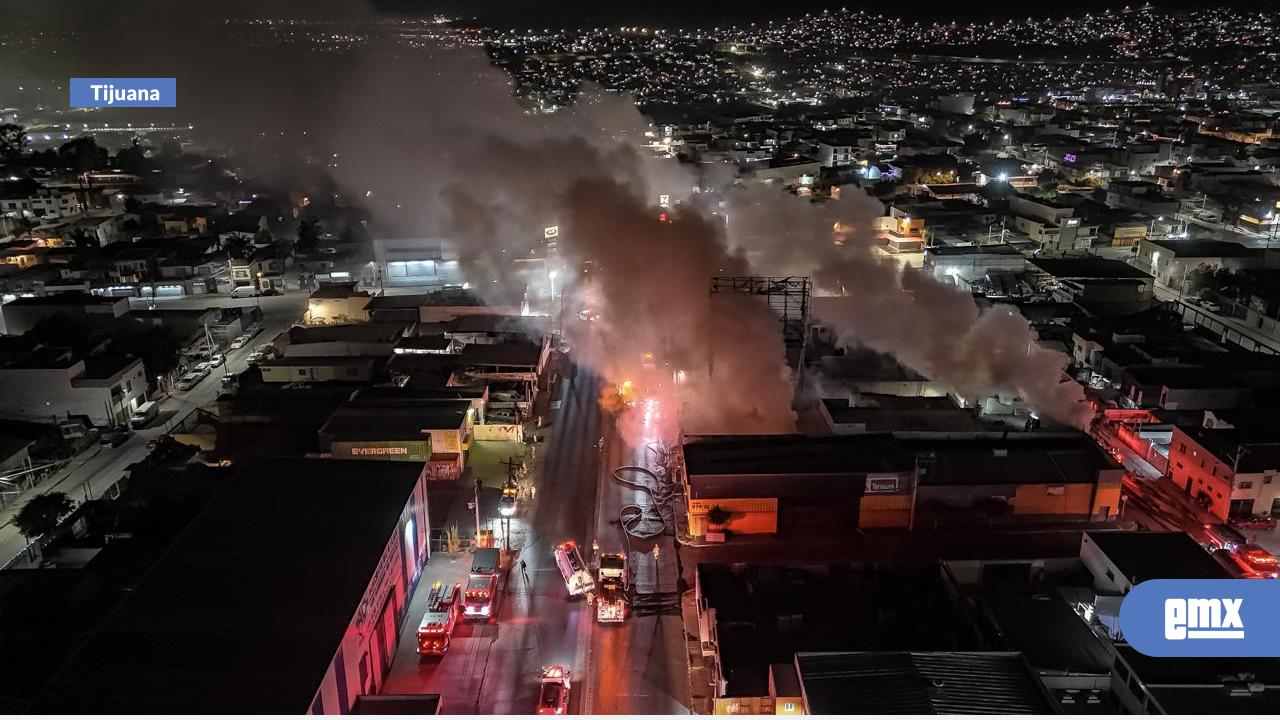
(1079, 532, 1134, 594)
(259, 361, 375, 383)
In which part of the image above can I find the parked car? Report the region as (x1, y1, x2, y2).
(230, 335, 251, 349)
(208, 354, 225, 368)
(175, 371, 205, 391)
(99, 427, 131, 448)
(1201, 523, 1247, 552)
(190, 361, 212, 375)
(1199, 300, 1222, 313)
(1236, 543, 1280, 578)
(1213, 549, 1267, 579)
(1230, 514, 1277, 531)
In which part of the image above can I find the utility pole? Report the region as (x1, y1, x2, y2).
(473, 476, 482, 543)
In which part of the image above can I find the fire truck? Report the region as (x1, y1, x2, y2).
(463, 547, 500, 621)
(595, 552, 627, 623)
(553, 540, 595, 598)
(416, 581, 462, 656)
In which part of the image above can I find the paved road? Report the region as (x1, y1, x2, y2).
(0, 291, 306, 567)
(586, 402, 690, 715)
(381, 367, 604, 714)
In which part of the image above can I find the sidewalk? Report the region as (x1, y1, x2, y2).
(0, 443, 100, 531)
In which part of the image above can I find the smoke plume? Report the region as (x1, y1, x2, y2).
(722, 186, 1091, 427)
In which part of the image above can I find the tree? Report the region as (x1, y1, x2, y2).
(295, 217, 321, 253)
(26, 148, 59, 169)
(57, 136, 109, 173)
(1036, 169, 1059, 194)
(113, 139, 149, 175)
(12, 492, 74, 541)
(109, 327, 180, 382)
(0, 123, 27, 163)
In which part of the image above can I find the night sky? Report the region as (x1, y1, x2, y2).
(10, 0, 1278, 29)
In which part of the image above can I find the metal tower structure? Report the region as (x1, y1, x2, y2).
(709, 276, 811, 371)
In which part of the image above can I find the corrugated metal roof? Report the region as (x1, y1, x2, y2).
(796, 651, 1057, 715)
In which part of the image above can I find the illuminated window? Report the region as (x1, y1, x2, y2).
(783, 702, 796, 712)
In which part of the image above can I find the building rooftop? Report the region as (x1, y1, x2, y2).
(446, 313, 542, 336)
(822, 398, 997, 433)
(683, 434, 915, 476)
(351, 694, 443, 714)
(29, 458, 424, 714)
(257, 355, 377, 369)
(1029, 257, 1152, 280)
(1, 292, 123, 307)
(926, 244, 1024, 257)
(912, 434, 1116, 486)
(1177, 424, 1280, 473)
(320, 399, 472, 440)
(1085, 531, 1231, 584)
(1148, 238, 1261, 259)
(308, 281, 369, 300)
(394, 335, 453, 352)
(78, 353, 142, 380)
(795, 651, 1056, 714)
(458, 341, 542, 368)
(1115, 644, 1280, 715)
(976, 590, 1112, 676)
(287, 322, 407, 345)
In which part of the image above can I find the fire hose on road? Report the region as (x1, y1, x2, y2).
(613, 464, 678, 539)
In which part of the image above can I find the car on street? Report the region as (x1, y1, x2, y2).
(1198, 300, 1222, 313)
(1201, 523, 1247, 552)
(499, 483, 518, 517)
(1213, 549, 1267, 579)
(191, 361, 212, 375)
(1230, 514, 1277, 531)
(175, 371, 205, 391)
(230, 334, 251, 349)
(536, 665, 571, 715)
(1236, 543, 1280, 578)
(208, 353, 225, 367)
(247, 345, 275, 364)
(99, 428, 131, 448)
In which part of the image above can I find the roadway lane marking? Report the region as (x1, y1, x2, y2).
(576, 601, 596, 714)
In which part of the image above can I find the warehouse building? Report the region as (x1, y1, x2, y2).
(29, 457, 431, 714)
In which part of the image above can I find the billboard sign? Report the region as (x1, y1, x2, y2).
(331, 439, 432, 462)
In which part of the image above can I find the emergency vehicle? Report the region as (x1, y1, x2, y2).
(416, 581, 461, 656)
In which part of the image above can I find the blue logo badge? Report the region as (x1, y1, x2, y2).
(1120, 579, 1280, 657)
(70, 78, 176, 108)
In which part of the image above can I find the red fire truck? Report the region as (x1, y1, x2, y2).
(416, 581, 462, 656)
(463, 547, 501, 621)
